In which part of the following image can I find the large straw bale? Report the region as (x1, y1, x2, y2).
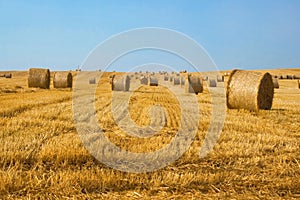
(226, 70, 274, 111)
(28, 68, 50, 89)
(112, 75, 130, 91)
(53, 72, 73, 88)
(185, 74, 203, 94)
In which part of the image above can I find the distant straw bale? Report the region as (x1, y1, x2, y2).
(140, 76, 148, 85)
(112, 75, 130, 91)
(89, 78, 96, 84)
(226, 70, 274, 111)
(28, 68, 50, 89)
(53, 72, 73, 88)
(173, 77, 180, 85)
(164, 76, 169, 81)
(209, 79, 217, 87)
(286, 75, 293, 79)
(185, 74, 203, 94)
(272, 77, 279, 89)
(169, 76, 173, 82)
(217, 75, 224, 82)
(293, 75, 300, 79)
(5, 74, 12, 78)
(180, 76, 185, 86)
(149, 76, 158, 86)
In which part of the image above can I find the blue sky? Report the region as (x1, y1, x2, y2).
(0, 0, 300, 71)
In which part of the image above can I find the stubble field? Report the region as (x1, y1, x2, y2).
(0, 69, 299, 199)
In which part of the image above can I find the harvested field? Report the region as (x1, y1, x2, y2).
(0, 69, 299, 199)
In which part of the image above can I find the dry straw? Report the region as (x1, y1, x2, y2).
(298, 80, 300, 89)
(140, 76, 148, 85)
(53, 72, 73, 88)
(111, 75, 130, 91)
(185, 74, 203, 94)
(149, 76, 158, 86)
(209, 79, 217, 87)
(226, 69, 274, 111)
(272, 77, 279, 89)
(28, 68, 50, 89)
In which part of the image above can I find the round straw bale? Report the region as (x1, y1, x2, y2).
(28, 68, 50, 89)
(292, 75, 299, 79)
(185, 74, 203, 94)
(272, 77, 279, 89)
(180, 76, 185, 86)
(149, 76, 158, 86)
(112, 75, 130, 91)
(164, 75, 169, 81)
(217, 75, 224, 82)
(169, 76, 173, 82)
(287, 75, 293, 79)
(173, 77, 180, 85)
(53, 72, 73, 88)
(209, 79, 217, 87)
(226, 70, 274, 111)
(89, 78, 96, 84)
(5, 74, 12, 78)
(140, 76, 148, 85)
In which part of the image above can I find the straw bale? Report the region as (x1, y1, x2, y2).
(226, 70, 274, 111)
(173, 77, 180, 85)
(272, 77, 279, 89)
(185, 74, 203, 94)
(53, 72, 72, 88)
(112, 75, 130, 91)
(209, 79, 217, 87)
(28, 68, 50, 89)
(149, 76, 158, 86)
(217, 75, 224, 82)
(140, 76, 148, 85)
